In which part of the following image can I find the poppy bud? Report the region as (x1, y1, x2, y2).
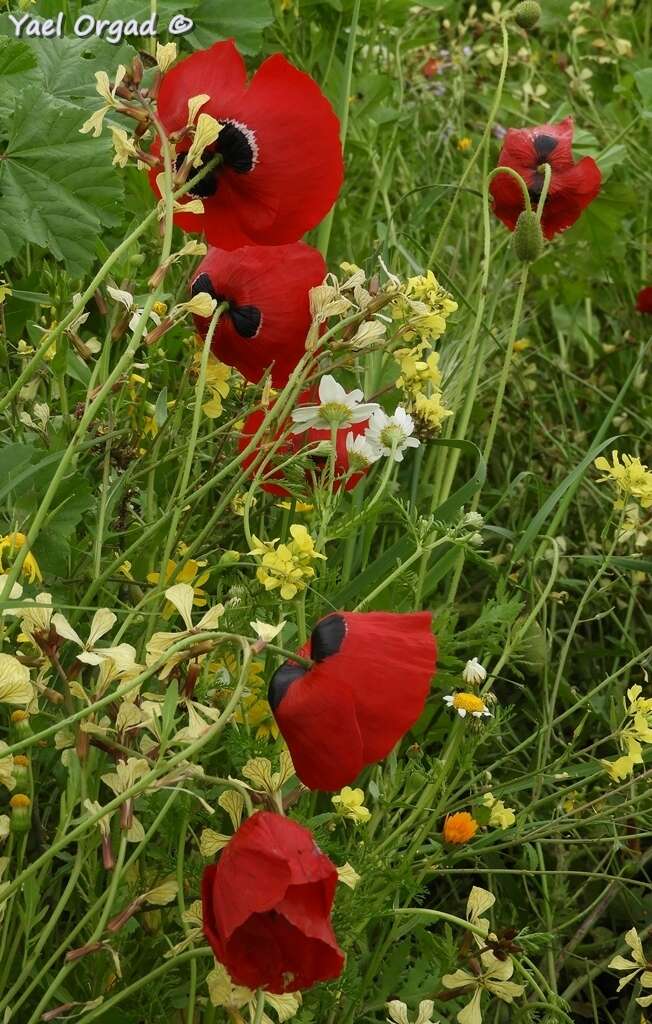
(202, 811, 344, 993)
(268, 611, 436, 791)
(514, 1, 541, 29)
(513, 210, 544, 262)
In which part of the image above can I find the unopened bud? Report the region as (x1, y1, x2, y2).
(13, 754, 31, 791)
(10, 793, 32, 833)
(513, 210, 544, 263)
(514, 1, 541, 29)
(11, 709, 32, 739)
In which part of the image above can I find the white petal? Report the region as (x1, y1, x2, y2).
(196, 604, 224, 630)
(0, 654, 34, 705)
(52, 612, 84, 648)
(107, 286, 133, 310)
(87, 608, 117, 648)
(165, 583, 195, 630)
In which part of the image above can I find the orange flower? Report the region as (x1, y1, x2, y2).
(443, 811, 478, 845)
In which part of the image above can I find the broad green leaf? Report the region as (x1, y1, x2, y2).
(634, 67, 652, 107)
(0, 86, 124, 274)
(188, 0, 274, 54)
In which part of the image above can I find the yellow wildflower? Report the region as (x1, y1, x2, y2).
(0, 533, 42, 584)
(332, 786, 371, 824)
(212, 653, 278, 741)
(192, 351, 230, 418)
(389, 270, 458, 344)
(595, 452, 652, 509)
(251, 525, 325, 601)
(482, 792, 516, 829)
(147, 545, 210, 617)
(457, 136, 473, 151)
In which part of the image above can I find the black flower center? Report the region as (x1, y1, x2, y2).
(191, 273, 262, 339)
(310, 614, 346, 662)
(267, 614, 346, 713)
(533, 133, 558, 161)
(178, 120, 257, 199)
(529, 134, 558, 201)
(268, 663, 304, 712)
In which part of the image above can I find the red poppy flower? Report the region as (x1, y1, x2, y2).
(202, 811, 344, 993)
(489, 116, 601, 239)
(149, 40, 344, 249)
(238, 397, 370, 496)
(636, 287, 652, 315)
(422, 58, 441, 79)
(269, 612, 436, 791)
(191, 243, 326, 387)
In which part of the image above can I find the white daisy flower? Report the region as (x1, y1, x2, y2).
(443, 692, 492, 719)
(364, 406, 420, 462)
(290, 375, 379, 433)
(346, 432, 382, 467)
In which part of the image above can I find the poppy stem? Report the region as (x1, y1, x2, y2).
(253, 990, 265, 1024)
(487, 165, 532, 214)
(265, 644, 313, 670)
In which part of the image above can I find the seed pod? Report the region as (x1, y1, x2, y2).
(513, 210, 544, 262)
(514, 1, 542, 29)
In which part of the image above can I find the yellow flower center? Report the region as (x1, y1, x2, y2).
(13, 755, 30, 767)
(10, 794, 31, 809)
(453, 692, 486, 713)
(11, 710, 29, 723)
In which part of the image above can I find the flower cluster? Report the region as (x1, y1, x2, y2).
(595, 451, 652, 510)
(250, 525, 325, 601)
(602, 683, 652, 782)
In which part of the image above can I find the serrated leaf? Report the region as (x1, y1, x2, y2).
(0, 87, 124, 274)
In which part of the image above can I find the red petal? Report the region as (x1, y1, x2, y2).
(226, 54, 344, 244)
(273, 668, 365, 790)
(148, 44, 343, 249)
(202, 812, 343, 992)
(539, 156, 601, 238)
(224, 907, 343, 992)
(156, 39, 247, 132)
(192, 242, 326, 386)
(272, 612, 436, 791)
(636, 287, 652, 314)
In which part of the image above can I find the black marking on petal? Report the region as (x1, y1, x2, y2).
(191, 273, 222, 303)
(217, 121, 257, 174)
(311, 614, 346, 663)
(268, 662, 305, 712)
(175, 150, 219, 198)
(533, 133, 558, 161)
(528, 172, 544, 201)
(230, 304, 262, 339)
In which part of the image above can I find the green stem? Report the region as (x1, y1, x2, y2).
(316, 0, 361, 257)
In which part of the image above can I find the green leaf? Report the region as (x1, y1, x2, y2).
(0, 86, 124, 274)
(634, 67, 652, 107)
(187, 0, 274, 54)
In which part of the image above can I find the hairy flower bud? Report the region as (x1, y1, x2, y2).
(513, 210, 544, 262)
(514, 1, 542, 29)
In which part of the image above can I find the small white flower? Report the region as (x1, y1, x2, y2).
(443, 693, 492, 719)
(106, 286, 162, 334)
(463, 657, 487, 686)
(386, 1001, 438, 1024)
(364, 406, 420, 462)
(250, 620, 286, 643)
(291, 375, 379, 433)
(463, 511, 484, 529)
(346, 432, 382, 467)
